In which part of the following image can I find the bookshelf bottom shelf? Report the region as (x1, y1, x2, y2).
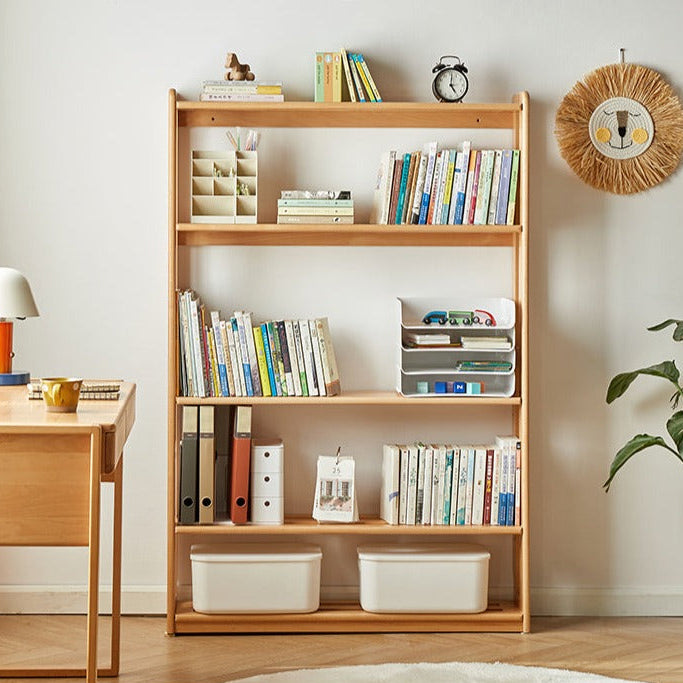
(173, 601, 523, 634)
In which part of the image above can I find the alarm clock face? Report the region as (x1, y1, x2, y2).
(433, 68, 468, 102)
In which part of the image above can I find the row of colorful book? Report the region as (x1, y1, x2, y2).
(370, 143, 520, 226)
(199, 80, 284, 103)
(380, 437, 521, 526)
(178, 290, 341, 399)
(314, 50, 381, 103)
(276, 189, 354, 225)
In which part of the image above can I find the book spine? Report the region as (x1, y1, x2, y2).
(340, 48, 356, 102)
(265, 321, 283, 396)
(188, 295, 205, 397)
(429, 446, 442, 525)
(464, 447, 475, 525)
(487, 150, 503, 225)
(314, 52, 325, 102)
(278, 206, 354, 215)
(292, 320, 309, 395)
(200, 93, 284, 102)
(315, 317, 341, 395)
(199, 307, 212, 397)
(276, 320, 295, 396)
(495, 149, 513, 225)
(352, 54, 376, 102)
(284, 320, 303, 396)
(398, 445, 409, 525)
(348, 54, 366, 102)
(402, 151, 419, 225)
(406, 444, 419, 524)
(308, 319, 327, 396)
(356, 54, 382, 102)
(473, 150, 494, 225)
(471, 447, 487, 525)
(394, 152, 411, 224)
(490, 447, 501, 526)
(456, 447, 469, 525)
(448, 447, 461, 525)
(242, 311, 262, 396)
(234, 312, 254, 397)
(410, 150, 429, 223)
(514, 440, 522, 526)
(380, 444, 400, 524)
(418, 142, 438, 224)
(230, 317, 246, 396)
(415, 445, 426, 525)
(323, 52, 333, 102)
(455, 142, 472, 224)
(276, 215, 354, 224)
(298, 319, 318, 396)
(206, 327, 220, 397)
(440, 149, 457, 224)
(426, 151, 444, 225)
(260, 322, 278, 396)
(386, 156, 404, 225)
(442, 447, 454, 525)
(219, 320, 235, 397)
(210, 311, 229, 396)
(252, 326, 272, 397)
(332, 52, 342, 102)
(483, 447, 494, 524)
(466, 151, 482, 224)
(277, 198, 354, 207)
(506, 149, 521, 225)
(180, 292, 194, 397)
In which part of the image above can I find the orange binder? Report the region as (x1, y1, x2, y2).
(229, 405, 252, 523)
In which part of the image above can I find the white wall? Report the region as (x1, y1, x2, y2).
(1, 0, 683, 616)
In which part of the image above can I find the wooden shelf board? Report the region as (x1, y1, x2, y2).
(175, 391, 521, 406)
(176, 100, 522, 130)
(177, 223, 520, 247)
(173, 600, 523, 633)
(175, 516, 523, 536)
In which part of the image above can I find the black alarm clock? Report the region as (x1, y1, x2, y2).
(432, 55, 469, 103)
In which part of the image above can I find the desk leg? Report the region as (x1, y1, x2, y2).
(109, 456, 123, 676)
(86, 428, 102, 683)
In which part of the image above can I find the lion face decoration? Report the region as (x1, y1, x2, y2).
(556, 63, 683, 194)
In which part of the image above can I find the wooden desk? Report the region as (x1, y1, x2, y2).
(0, 382, 136, 682)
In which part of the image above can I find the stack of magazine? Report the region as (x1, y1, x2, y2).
(200, 80, 284, 103)
(277, 190, 353, 225)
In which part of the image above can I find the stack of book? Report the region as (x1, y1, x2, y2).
(314, 50, 381, 103)
(370, 142, 520, 226)
(460, 336, 513, 351)
(277, 190, 354, 225)
(380, 437, 521, 527)
(200, 80, 284, 103)
(177, 290, 341, 399)
(27, 379, 122, 400)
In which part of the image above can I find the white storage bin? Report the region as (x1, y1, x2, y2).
(251, 439, 284, 472)
(251, 471, 284, 498)
(251, 496, 284, 524)
(191, 543, 321, 614)
(357, 543, 490, 613)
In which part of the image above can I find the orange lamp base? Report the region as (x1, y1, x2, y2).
(0, 321, 13, 375)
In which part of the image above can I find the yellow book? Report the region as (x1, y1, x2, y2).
(352, 53, 375, 102)
(253, 326, 272, 397)
(332, 52, 343, 102)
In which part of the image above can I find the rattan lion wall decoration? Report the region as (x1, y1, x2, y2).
(555, 58, 683, 194)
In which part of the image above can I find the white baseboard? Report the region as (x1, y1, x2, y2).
(2, 585, 683, 617)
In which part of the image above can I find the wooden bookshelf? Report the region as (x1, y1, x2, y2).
(168, 91, 530, 635)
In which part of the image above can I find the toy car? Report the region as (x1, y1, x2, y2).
(422, 310, 449, 325)
(473, 309, 496, 326)
(422, 310, 475, 325)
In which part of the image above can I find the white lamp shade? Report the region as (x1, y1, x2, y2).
(0, 267, 39, 318)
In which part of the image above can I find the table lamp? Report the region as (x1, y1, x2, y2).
(0, 267, 39, 385)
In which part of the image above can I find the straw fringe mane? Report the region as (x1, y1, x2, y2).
(555, 63, 683, 194)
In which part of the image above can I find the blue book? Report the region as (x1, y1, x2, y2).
(394, 152, 412, 223)
(454, 142, 471, 224)
(440, 149, 457, 224)
(232, 316, 253, 397)
(418, 142, 438, 224)
(495, 149, 513, 225)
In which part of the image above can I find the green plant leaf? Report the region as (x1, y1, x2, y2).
(648, 319, 683, 341)
(603, 434, 680, 491)
(667, 411, 683, 454)
(606, 361, 681, 403)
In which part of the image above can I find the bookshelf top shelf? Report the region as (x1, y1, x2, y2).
(173, 93, 527, 130)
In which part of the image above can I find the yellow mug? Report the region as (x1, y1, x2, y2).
(42, 378, 83, 413)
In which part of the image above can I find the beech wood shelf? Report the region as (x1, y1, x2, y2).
(168, 90, 530, 635)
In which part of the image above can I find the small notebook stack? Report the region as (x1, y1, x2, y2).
(28, 380, 122, 400)
(276, 190, 353, 225)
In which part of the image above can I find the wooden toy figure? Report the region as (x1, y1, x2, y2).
(224, 53, 255, 81)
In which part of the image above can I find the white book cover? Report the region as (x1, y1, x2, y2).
(398, 445, 410, 525)
(427, 151, 444, 225)
(421, 446, 434, 525)
(490, 446, 502, 526)
(471, 446, 488, 525)
(180, 291, 195, 397)
(447, 150, 464, 225)
(218, 320, 235, 397)
(514, 440, 522, 525)
(442, 447, 454, 525)
(449, 447, 462, 526)
(298, 319, 319, 396)
(210, 311, 228, 397)
(418, 141, 438, 224)
(462, 150, 478, 225)
(370, 149, 396, 225)
(308, 319, 327, 397)
(487, 150, 503, 225)
(464, 446, 476, 525)
(473, 150, 495, 225)
(406, 444, 419, 525)
(453, 141, 471, 224)
(380, 444, 401, 524)
(188, 294, 206, 397)
(230, 317, 246, 396)
(433, 151, 449, 224)
(431, 445, 445, 525)
(455, 446, 469, 525)
(284, 320, 303, 396)
(234, 311, 254, 396)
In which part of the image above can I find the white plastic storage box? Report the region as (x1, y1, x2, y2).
(190, 543, 322, 614)
(357, 543, 490, 613)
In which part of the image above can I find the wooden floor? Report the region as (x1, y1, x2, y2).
(0, 616, 682, 682)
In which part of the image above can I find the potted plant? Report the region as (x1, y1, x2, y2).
(604, 318, 683, 490)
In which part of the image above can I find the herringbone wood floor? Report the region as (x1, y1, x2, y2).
(0, 616, 681, 682)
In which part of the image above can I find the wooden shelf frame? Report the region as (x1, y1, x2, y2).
(168, 90, 530, 635)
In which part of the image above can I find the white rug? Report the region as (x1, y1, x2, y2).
(229, 661, 643, 683)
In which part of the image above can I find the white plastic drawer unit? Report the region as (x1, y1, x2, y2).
(191, 543, 322, 614)
(358, 543, 490, 613)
